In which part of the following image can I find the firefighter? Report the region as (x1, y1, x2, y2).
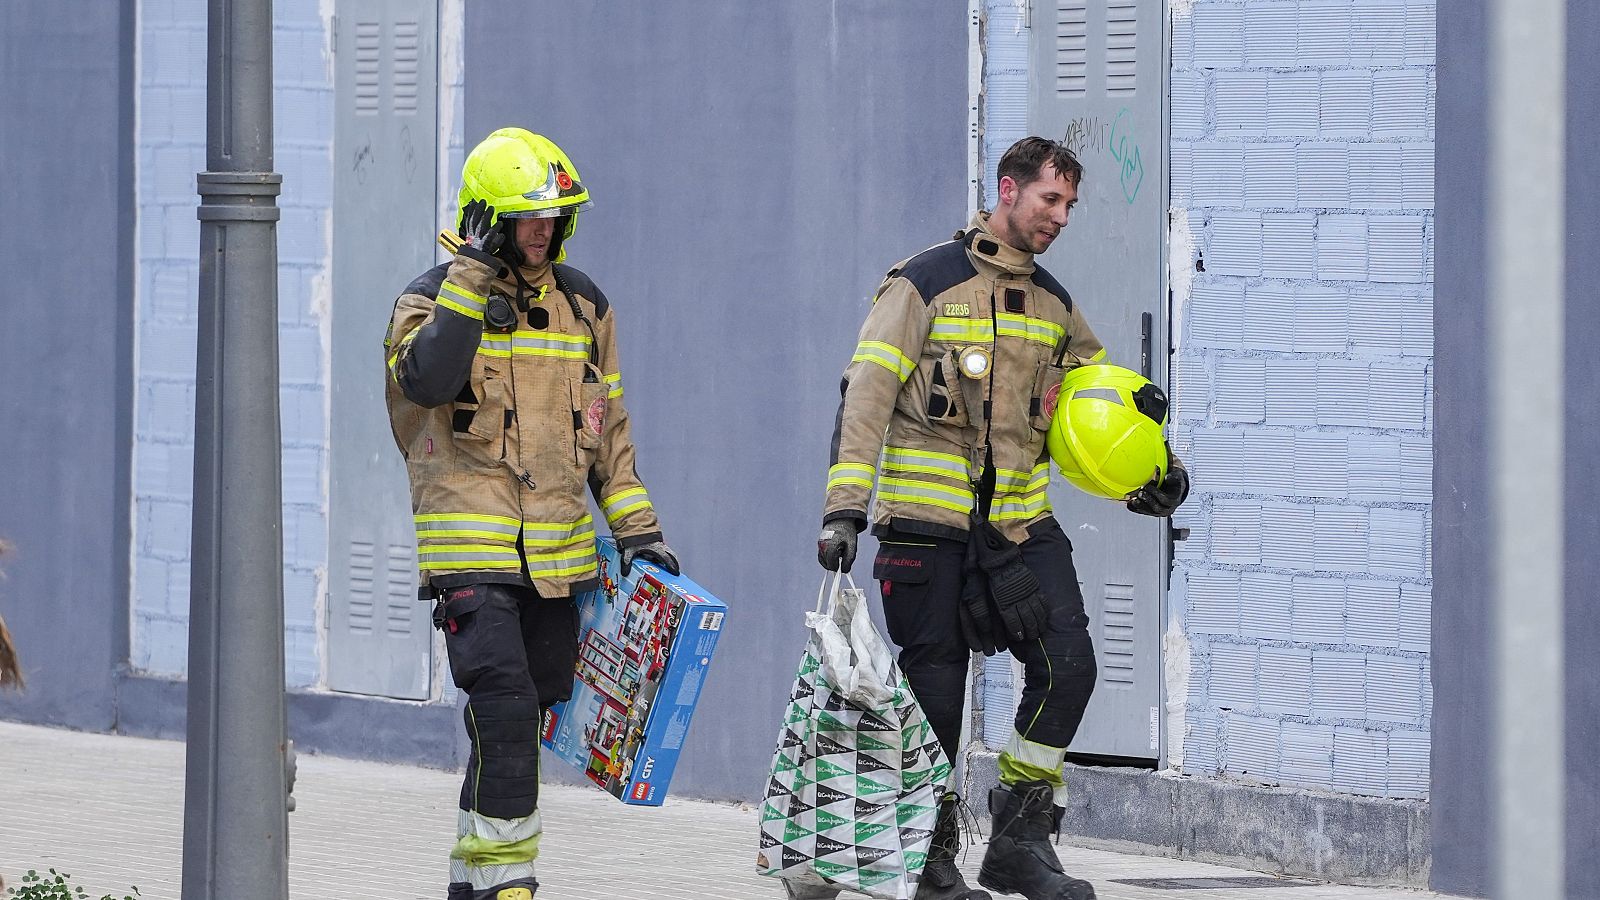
(386, 127, 678, 900)
(813, 137, 1188, 900)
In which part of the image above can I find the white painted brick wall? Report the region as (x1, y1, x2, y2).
(131, 0, 332, 688)
(1173, 0, 1435, 800)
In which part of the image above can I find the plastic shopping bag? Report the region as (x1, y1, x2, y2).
(756, 572, 953, 900)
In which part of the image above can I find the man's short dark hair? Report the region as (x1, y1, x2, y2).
(997, 137, 1084, 189)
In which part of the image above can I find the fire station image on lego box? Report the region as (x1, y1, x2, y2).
(541, 537, 727, 805)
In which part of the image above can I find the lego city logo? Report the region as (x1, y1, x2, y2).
(632, 781, 651, 801)
(640, 756, 656, 779)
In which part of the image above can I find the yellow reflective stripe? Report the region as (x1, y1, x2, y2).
(388, 330, 419, 381)
(438, 281, 487, 320)
(852, 341, 916, 381)
(994, 467, 1033, 491)
(477, 331, 593, 360)
(828, 462, 877, 491)
(989, 493, 1051, 521)
(525, 544, 599, 576)
(882, 446, 970, 480)
(878, 477, 975, 513)
(416, 513, 521, 526)
(414, 513, 522, 543)
(522, 515, 596, 548)
(996, 313, 1065, 347)
(1029, 463, 1051, 489)
(416, 543, 523, 570)
(1088, 347, 1108, 362)
(928, 317, 993, 343)
(604, 371, 623, 399)
(419, 559, 522, 571)
(601, 488, 652, 523)
(990, 464, 1052, 521)
(418, 543, 521, 556)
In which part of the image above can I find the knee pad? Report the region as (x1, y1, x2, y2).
(462, 695, 542, 819)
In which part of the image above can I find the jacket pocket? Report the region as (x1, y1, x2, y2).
(898, 350, 971, 429)
(452, 363, 509, 469)
(1030, 359, 1067, 433)
(571, 363, 608, 456)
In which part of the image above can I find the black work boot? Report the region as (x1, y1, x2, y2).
(915, 794, 991, 899)
(977, 780, 1095, 900)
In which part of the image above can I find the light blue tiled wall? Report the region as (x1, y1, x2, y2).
(132, 0, 332, 687)
(1169, 0, 1435, 799)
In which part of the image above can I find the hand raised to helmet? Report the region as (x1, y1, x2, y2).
(457, 199, 507, 258)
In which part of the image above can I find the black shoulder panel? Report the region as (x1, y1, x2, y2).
(1030, 265, 1074, 312)
(897, 241, 977, 305)
(554, 263, 610, 319)
(403, 263, 451, 300)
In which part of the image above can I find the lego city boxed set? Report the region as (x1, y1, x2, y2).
(541, 537, 728, 806)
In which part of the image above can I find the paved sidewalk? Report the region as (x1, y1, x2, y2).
(0, 722, 1447, 899)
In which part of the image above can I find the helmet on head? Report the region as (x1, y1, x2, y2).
(1045, 364, 1171, 500)
(457, 127, 593, 264)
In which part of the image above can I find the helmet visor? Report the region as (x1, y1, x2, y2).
(499, 198, 594, 219)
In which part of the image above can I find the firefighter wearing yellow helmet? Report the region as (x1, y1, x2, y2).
(384, 127, 677, 900)
(812, 138, 1188, 900)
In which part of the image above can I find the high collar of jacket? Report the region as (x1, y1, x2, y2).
(495, 258, 554, 296)
(964, 211, 1036, 276)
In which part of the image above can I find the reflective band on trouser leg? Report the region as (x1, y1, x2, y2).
(451, 809, 541, 892)
(600, 488, 653, 527)
(827, 462, 877, 492)
(999, 731, 1069, 806)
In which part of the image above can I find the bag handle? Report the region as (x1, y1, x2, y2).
(814, 569, 859, 617)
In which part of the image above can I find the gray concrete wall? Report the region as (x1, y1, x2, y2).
(466, 2, 968, 800)
(1433, 0, 1599, 894)
(1562, 1, 1600, 895)
(0, 2, 134, 729)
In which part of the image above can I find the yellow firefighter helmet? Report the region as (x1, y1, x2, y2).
(1046, 364, 1171, 500)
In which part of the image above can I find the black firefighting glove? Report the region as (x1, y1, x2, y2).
(959, 527, 1001, 656)
(447, 198, 509, 267)
(1127, 459, 1190, 518)
(816, 520, 859, 573)
(621, 540, 680, 578)
(974, 518, 1048, 645)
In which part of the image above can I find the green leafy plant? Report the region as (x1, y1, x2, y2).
(3, 869, 139, 900)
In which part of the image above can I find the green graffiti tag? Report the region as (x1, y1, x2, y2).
(1108, 107, 1144, 205)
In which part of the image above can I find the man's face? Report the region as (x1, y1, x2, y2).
(995, 163, 1078, 255)
(513, 216, 557, 263)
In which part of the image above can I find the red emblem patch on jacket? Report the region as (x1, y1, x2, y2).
(1043, 382, 1063, 419)
(585, 397, 606, 436)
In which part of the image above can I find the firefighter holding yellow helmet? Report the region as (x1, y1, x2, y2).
(813, 137, 1187, 900)
(385, 128, 677, 900)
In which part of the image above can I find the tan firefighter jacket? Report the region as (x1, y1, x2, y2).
(824, 211, 1111, 544)
(385, 248, 661, 596)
